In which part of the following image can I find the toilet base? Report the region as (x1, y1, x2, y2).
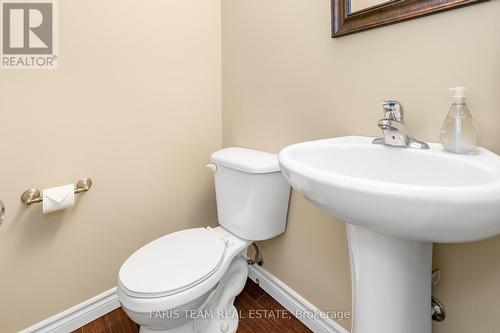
(138, 307, 239, 333)
(138, 310, 239, 333)
(135, 256, 248, 333)
(139, 320, 195, 333)
(196, 306, 239, 333)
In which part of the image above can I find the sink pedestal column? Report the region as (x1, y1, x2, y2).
(346, 225, 432, 333)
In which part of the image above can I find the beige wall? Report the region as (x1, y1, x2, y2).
(1, 1, 499, 332)
(0, 1, 221, 332)
(221, 0, 500, 332)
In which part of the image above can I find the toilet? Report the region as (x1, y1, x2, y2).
(117, 147, 291, 333)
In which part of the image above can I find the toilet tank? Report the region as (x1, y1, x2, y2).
(210, 147, 291, 241)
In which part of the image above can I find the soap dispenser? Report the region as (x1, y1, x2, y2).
(440, 87, 479, 154)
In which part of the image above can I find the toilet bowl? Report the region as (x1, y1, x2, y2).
(117, 147, 291, 333)
(118, 227, 250, 333)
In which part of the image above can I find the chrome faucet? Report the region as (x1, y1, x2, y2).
(372, 100, 429, 149)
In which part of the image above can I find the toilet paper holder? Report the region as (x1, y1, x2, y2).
(20, 178, 93, 206)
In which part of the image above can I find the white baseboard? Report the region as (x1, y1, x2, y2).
(19, 288, 120, 333)
(248, 265, 350, 333)
(20, 268, 348, 333)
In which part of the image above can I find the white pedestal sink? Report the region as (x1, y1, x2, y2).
(278, 136, 500, 333)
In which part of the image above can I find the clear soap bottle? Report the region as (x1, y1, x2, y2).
(440, 87, 479, 154)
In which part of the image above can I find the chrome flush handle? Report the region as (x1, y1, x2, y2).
(0, 201, 5, 225)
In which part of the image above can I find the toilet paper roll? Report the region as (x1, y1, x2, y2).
(43, 184, 75, 214)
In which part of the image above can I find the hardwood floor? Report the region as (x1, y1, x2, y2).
(73, 279, 311, 333)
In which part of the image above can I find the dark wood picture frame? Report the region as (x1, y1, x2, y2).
(332, 0, 489, 37)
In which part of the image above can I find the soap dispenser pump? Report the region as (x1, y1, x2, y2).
(440, 87, 479, 154)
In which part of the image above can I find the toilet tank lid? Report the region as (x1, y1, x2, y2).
(211, 147, 280, 173)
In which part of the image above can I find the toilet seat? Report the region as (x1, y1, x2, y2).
(119, 228, 227, 299)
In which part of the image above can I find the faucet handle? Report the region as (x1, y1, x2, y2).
(382, 100, 404, 121)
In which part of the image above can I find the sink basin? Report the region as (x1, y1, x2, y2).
(279, 136, 500, 333)
(279, 136, 500, 243)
